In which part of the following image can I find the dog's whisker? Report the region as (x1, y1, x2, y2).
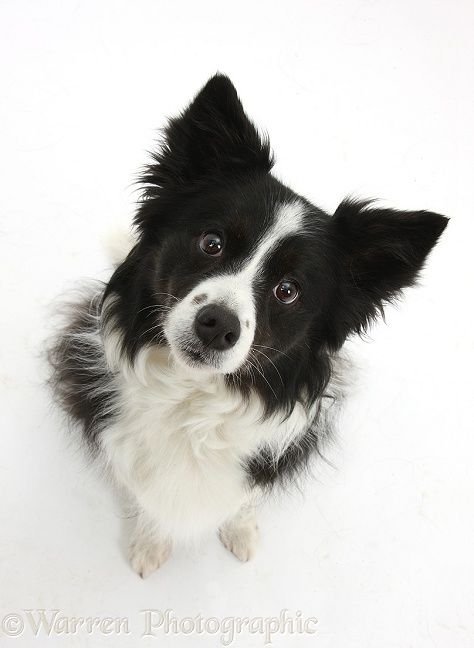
(253, 344, 291, 360)
(136, 304, 173, 316)
(252, 348, 284, 387)
(138, 322, 165, 340)
(246, 356, 277, 399)
(151, 291, 179, 302)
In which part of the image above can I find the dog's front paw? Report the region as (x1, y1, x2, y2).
(219, 517, 259, 562)
(129, 537, 172, 578)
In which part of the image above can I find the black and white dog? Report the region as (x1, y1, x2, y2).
(50, 74, 447, 577)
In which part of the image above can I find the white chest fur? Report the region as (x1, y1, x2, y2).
(100, 346, 312, 542)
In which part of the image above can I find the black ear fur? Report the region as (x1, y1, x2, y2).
(326, 199, 448, 348)
(140, 74, 273, 198)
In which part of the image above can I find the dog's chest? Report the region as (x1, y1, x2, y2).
(101, 357, 308, 539)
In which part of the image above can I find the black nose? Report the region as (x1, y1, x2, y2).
(194, 304, 241, 351)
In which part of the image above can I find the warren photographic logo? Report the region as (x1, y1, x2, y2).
(1, 608, 318, 645)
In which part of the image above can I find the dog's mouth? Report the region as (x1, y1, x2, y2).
(184, 347, 206, 364)
(174, 339, 221, 372)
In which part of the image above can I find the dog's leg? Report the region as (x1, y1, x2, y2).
(129, 510, 172, 578)
(218, 503, 259, 562)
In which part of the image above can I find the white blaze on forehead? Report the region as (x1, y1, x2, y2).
(242, 199, 307, 278)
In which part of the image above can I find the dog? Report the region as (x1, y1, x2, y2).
(49, 74, 448, 577)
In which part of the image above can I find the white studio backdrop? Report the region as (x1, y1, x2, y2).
(0, 1, 473, 647)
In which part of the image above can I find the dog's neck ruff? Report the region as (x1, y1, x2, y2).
(99, 339, 319, 540)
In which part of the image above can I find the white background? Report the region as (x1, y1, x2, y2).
(1, 1, 473, 646)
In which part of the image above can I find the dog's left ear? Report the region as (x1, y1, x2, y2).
(142, 74, 273, 194)
(325, 199, 448, 348)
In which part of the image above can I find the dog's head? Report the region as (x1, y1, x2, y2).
(105, 75, 447, 408)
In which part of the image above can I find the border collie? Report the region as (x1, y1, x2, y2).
(49, 74, 447, 577)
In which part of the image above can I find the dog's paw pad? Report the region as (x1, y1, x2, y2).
(129, 539, 171, 578)
(219, 522, 258, 562)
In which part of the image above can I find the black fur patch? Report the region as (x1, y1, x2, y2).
(246, 429, 321, 489)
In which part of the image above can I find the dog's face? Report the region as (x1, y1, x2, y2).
(157, 184, 330, 376)
(106, 75, 447, 405)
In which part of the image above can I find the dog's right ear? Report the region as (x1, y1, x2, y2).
(140, 74, 273, 196)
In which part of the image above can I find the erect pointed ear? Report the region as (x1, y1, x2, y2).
(141, 74, 273, 195)
(325, 199, 448, 348)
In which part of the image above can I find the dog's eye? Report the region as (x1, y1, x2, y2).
(199, 232, 223, 256)
(273, 280, 300, 304)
